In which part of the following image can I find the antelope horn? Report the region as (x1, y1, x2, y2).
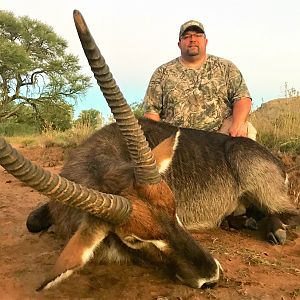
(0, 137, 131, 224)
(73, 10, 161, 184)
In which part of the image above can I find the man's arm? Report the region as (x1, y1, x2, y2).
(225, 60, 252, 137)
(144, 112, 161, 122)
(228, 97, 252, 137)
(143, 66, 164, 122)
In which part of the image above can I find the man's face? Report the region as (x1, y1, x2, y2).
(178, 30, 207, 58)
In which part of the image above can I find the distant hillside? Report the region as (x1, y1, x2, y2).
(251, 96, 300, 153)
(252, 96, 300, 122)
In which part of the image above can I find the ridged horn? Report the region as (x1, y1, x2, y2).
(0, 137, 131, 224)
(73, 10, 161, 184)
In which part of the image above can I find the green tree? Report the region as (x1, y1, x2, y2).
(0, 10, 91, 130)
(106, 101, 144, 125)
(130, 101, 144, 118)
(106, 101, 144, 124)
(38, 101, 74, 131)
(76, 109, 104, 129)
(13, 101, 73, 130)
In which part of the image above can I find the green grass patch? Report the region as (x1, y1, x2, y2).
(3, 123, 96, 149)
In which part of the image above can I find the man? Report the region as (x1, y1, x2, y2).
(143, 20, 256, 139)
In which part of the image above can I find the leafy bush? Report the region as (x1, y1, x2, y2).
(0, 122, 38, 136)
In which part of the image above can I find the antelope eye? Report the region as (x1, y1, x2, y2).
(124, 236, 143, 245)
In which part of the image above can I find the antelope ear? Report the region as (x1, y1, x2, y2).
(152, 130, 180, 174)
(37, 221, 109, 291)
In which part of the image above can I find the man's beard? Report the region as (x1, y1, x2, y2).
(187, 46, 200, 56)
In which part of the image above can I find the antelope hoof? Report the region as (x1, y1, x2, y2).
(267, 228, 287, 245)
(26, 203, 53, 233)
(244, 217, 258, 230)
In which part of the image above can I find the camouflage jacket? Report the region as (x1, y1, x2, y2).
(143, 54, 251, 131)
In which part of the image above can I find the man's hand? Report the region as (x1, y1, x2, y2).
(228, 121, 248, 137)
(229, 97, 251, 137)
(144, 113, 161, 122)
(218, 117, 248, 137)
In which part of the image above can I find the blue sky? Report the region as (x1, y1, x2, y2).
(2, 0, 300, 119)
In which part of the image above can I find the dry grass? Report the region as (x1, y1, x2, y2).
(6, 122, 95, 149)
(251, 96, 300, 153)
(40, 122, 95, 148)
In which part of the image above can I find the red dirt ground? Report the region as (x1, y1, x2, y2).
(0, 145, 299, 300)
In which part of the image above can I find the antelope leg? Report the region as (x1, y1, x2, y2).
(37, 221, 109, 291)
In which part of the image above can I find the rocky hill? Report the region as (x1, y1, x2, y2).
(252, 96, 300, 121)
(250, 96, 300, 153)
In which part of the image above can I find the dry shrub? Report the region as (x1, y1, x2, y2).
(7, 122, 96, 149)
(64, 122, 95, 147)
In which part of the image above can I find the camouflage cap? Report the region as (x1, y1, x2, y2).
(179, 20, 205, 38)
